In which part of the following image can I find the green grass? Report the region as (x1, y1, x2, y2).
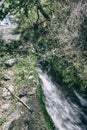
(14, 53, 39, 87)
(36, 84, 55, 130)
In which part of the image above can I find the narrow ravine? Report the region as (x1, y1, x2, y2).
(38, 69, 87, 130)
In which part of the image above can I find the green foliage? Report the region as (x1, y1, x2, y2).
(1, 0, 87, 92)
(34, 0, 87, 91)
(10, 0, 87, 91)
(51, 54, 87, 90)
(36, 84, 55, 130)
(0, 0, 39, 19)
(14, 54, 39, 87)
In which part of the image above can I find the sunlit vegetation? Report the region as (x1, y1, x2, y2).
(0, 0, 87, 91)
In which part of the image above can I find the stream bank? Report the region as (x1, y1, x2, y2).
(0, 24, 51, 130)
(0, 56, 49, 130)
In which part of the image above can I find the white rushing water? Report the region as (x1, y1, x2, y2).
(38, 69, 87, 130)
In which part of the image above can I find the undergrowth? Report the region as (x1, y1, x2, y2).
(36, 84, 55, 130)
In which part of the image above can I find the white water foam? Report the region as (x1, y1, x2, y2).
(38, 69, 87, 130)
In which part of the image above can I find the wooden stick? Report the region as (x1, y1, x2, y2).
(2, 83, 32, 112)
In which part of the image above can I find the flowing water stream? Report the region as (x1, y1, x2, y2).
(38, 69, 87, 130)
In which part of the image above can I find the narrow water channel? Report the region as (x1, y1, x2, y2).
(38, 69, 87, 130)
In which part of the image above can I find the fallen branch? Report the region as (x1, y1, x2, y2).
(1, 83, 33, 113)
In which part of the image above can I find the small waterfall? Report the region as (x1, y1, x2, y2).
(38, 69, 87, 130)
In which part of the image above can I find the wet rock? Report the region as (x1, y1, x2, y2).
(3, 74, 10, 80)
(2, 85, 14, 100)
(5, 58, 17, 67)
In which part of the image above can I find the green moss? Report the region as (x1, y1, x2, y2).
(36, 84, 55, 130)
